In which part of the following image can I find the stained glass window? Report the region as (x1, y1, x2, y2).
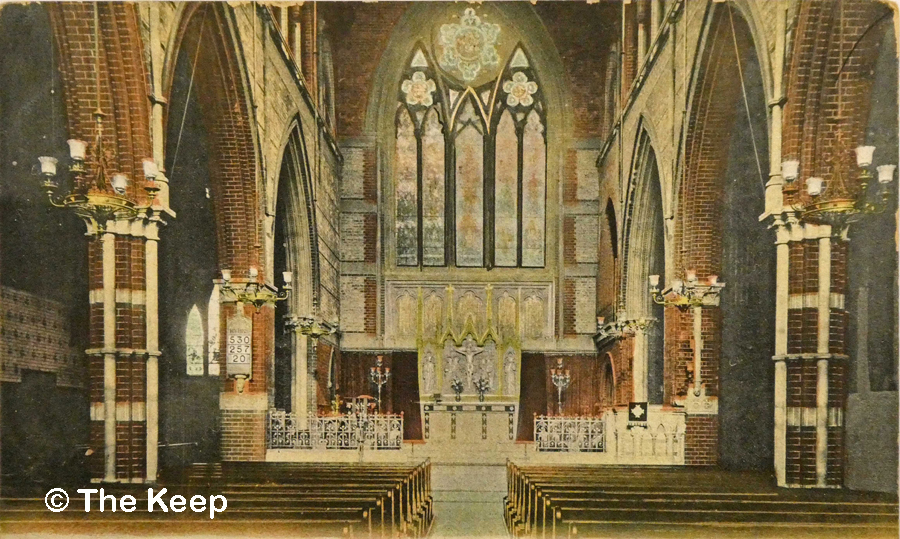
(422, 108, 446, 265)
(455, 100, 485, 267)
(186, 304, 204, 376)
(521, 110, 546, 267)
(494, 110, 518, 267)
(396, 108, 418, 266)
(394, 44, 546, 268)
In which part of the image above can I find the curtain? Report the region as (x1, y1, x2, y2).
(517, 352, 548, 441)
(337, 351, 394, 414)
(544, 354, 602, 417)
(392, 351, 423, 440)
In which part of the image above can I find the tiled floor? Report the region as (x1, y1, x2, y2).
(429, 464, 508, 538)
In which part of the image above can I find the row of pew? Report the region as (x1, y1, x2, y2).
(0, 460, 433, 538)
(505, 461, 899, 538)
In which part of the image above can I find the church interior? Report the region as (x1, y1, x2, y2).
(0, 1, 898, 537)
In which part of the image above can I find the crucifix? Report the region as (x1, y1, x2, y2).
(453, 336, 485, 389)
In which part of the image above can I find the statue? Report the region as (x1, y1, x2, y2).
(503, 350, 517, 396)
(453, 335, 485, 389)
(422, 351, 436, 394)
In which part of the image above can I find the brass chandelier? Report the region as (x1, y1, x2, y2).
(784, 146, 896, 229)
(37, 3, 158, 232)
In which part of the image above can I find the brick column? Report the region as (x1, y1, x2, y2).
(85, 215, 162, 483)
(775, 220, 847, 487)
(300, 4, 317, 104)
(219, 300, 273, 461)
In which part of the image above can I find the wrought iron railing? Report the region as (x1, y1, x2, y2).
(267, 410, 404, 450)
(534, 415, 605, 452)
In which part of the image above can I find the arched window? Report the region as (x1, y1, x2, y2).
(185, 304, 204, 376)
(395, 43, 546, 269)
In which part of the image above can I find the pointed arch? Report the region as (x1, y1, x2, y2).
(163, 3, 261, 273)
(597, 198, 619, 319)
(622, 129, 665, 319)
(599, 353, 616, 409)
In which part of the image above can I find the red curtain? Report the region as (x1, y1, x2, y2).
(517, 352, 548, 441)
(337, 351, 422, 440)
(392, 352, 422, 440)
(545, 354, 603, 417)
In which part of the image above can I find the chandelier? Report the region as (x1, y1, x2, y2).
(36, 3, 158, 232)
(785, 1, 897, 229)
(783, 146, 895, 229)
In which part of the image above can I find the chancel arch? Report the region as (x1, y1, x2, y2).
(361, 2, 574, 451)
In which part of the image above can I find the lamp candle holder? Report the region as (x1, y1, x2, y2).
(594, 311, 656, 349)
(38, 110, 160, 233)
(649, 272, 725, 310)
(649, 272, 724, 398)
(550, 358, 571, 415)
(220, 268, 292, 312)
(794, 145, 896, 228)
(369, 356, 391, 412)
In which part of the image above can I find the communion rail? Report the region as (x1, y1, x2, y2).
(534, 415, 605, 452)
(267, 410, 404, 450)
(533, 409, 686, 462)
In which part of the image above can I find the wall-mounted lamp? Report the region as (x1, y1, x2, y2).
(594, 310, 656, 350)
(649, 271, 724, 398)
(649, 271, 724, 310)
(220, 267, 292, 311)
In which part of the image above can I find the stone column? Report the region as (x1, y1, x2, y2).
(292, 332, 309, 427)
(773, 218, 791, 486)
(144, 219, 161, 482)
(632, 326, 648, 402)
(101, 230, 117, 481)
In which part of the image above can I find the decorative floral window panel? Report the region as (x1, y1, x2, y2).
(395, 108, 418, 266)
(494, 110, 518, 267)
(422, 108, 446, 265)
(455, 106, 485, 267)
(186, 304, 204, 376)
(521, 110, 546, 267)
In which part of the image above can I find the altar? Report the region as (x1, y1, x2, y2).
(382, 281, 556, 460)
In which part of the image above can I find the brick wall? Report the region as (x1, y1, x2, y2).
(533, 2, 618, 140)
(684, 415, 718, 466)
(0, 287, 84, 387)
(46, 3, 152, 203)
(220, 409, 266, 461)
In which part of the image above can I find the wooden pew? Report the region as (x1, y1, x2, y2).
(0, 460, 433, 538)
(505, 461, 899, 538)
